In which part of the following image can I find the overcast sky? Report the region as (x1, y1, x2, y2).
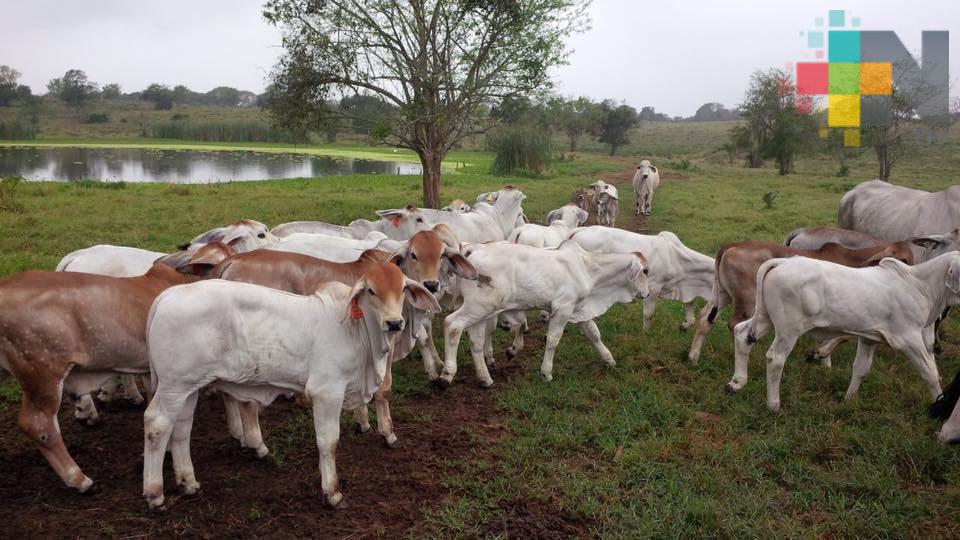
(2, 0, 956, 117)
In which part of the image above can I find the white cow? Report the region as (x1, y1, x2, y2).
(380, 187, 526, 243)
(269, 231, 400, 262)
(633, 160, 660, 216)
(509, 204, 588, 248)
(270, 208, 432, 241)
(569, 226, 715, 331)
(440, 240, 650, 385)
(143, 261, 440, 510)
(442, 199, 472, 213)
(728, 252, 960, 412)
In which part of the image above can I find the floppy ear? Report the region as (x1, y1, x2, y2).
(650, 166, 657, 174)
(388, 251, 405, 266)
(440, 205, 452, 211)
(444, 248, 479, 280)
(545, 209, 562, 225)
(404, 277, 442, 313)
(912, 235, 949, 250)
(375, 209, 406, 227)
(342, 278, 367, 322)
(190, 243, 235, 266)
(432, 223, 462, 249)
(947, 264, 960, 294)
(864, 246, 894, 266)
(576, 208, 589, 225)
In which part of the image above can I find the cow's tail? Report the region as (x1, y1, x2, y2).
(929, 368, 960, 420)
(746, 258, 784, 343)
(783, 227, 804, 247)
(705, 246, 731, 324)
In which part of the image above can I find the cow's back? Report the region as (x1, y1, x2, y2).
(839, 180, 960, 240)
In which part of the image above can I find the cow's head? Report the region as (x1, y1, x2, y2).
(375, 205, 432, 239)
(179, 219, 276, 253)
(570, 188, 589, 212)
(546, 204, 589, 227)
(159, 242, 236, 277)
(491, 186, 527, 208)
(391, 224, 477, 296)
(912, 229, 960, 262)
(637, 160, 657, 181)
(346, 261, 440, 333)
(442, 199, 471, 213)
(630, 252, 651, 299)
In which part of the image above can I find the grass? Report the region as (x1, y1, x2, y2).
(1, 128, 959, 535)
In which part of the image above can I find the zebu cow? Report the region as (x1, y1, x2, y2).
(838, 180, 960, 259)
(510, 204, 588, 248)
(399, 186, 527, 243)
(270, 207, 431, 240)
(596, 190, 619, 227)
(633, 160, 660, 216)
(0, 243, 232, 492)
(730, 252, 960, 412)
(688, 240, 915, 365)
(439, 240, 650, 385)
(570, 187, 594, 225)
(929, 370, 960, 443)
(569, 227, 715, 331)
(784, 226, 887, 250)
(442, 199, 472, 213)
(143, 261, 440, 510)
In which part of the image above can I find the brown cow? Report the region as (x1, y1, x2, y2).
(207, 224, 476, 450)
(0, 243, 234, 492)
(687, 239, 914, 364)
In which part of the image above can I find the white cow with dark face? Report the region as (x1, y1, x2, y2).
(632, 160, 660, 216)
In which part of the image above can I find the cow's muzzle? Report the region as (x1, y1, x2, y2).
(423, 280, 439, 293)
(386, 319, 404, 332)
(641, 174, 648, 179)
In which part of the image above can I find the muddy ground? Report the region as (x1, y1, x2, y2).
(0, 166, 645, 538)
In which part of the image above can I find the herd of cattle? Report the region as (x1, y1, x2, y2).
(0, 164, 959, 511)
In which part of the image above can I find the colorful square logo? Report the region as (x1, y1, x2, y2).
(828, 94, 860, 127)
(860, 62, 892, 95)
(829, 63, 860, 94)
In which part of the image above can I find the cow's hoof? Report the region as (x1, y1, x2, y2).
(804, 350, 820, 363)
(540, 372, 553, 383)
(506, 348, 516, 360)
(767, 402, 781, 414)
(326, 492, 345, 509)
(178, 481, 201, 496)
(353, 422, 371, 435)
(383, 434, 400, 449)
(76, 477, 97, 494)
(678, 323, 688, 333)
(146, 496, 167, 513)
(255, 445, 270, 459)
(479, 379, 494, 389)
(724, 382, 741, 394)
(77, 415, 100, 427)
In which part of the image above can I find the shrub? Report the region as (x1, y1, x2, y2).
(0, 175, 24, 212)
(170, 113, 189, 121)
(0, 120, 37, 140)
(82, 113, 110, 124)
(762, 191, 778, 209)
(489, 129, 552, 177)
(143, 121, 296, 143)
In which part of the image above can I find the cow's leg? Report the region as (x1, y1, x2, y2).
(634, 192, 641, 215)
(577, 320, 615, 367)
(417, 318, 441, 381)
(808, 336, 848, 368)
(503, 310, 526, 359)
(441, 306, 491, 386)
(465, 320, 495, 387)
(688, 300, 719, 364)
(644, 192, 654, 216)
(351, 405, 371, 434)
(844, 339, 878, 401)
(539, 313, 571, 382)
(73, 394, 100, 426)
(764, 332, 799, 413)
(726, 316, 771, 393)
(18, 379, 93, 492)
(483, 317, 496, 367)
(372, 354, 398, 447)
(143, 389, 189, 509)
(65, 371, 115, 426)
(169, 390, 201, 495)
(679, 302, 696, 331)
(307, 387, 346, 508)
(642, 296, 657, 330)
(237, 400, 269, 457)
(221, 393, 247, 444)
(118, 374, 145, 404)
(900, 339, 942, 400)
(97, 376, 120, 402)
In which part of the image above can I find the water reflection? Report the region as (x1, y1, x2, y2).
(0, 146, 423, 184)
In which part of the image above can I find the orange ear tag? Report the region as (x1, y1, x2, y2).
(390, 216, 402, 228)
(350, 297, 365, 319)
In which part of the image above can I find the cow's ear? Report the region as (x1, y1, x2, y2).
(912, 235, 949, 250)
(388, 251, 405, 267)
(405, 278, 442, 313)
(947, 261, 960, 294)
(650, 166, 657, 173)
(864, 246, 893, 266)
(545, 209, 561, 225)
(342, 278, 367, 321)
(444, 249, 478, 280)
(576, 208, 589, 225)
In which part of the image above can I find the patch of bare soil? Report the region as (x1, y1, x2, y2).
(0, 340, 536, 537)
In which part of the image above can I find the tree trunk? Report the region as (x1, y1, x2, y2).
(418, 149, 442, 209)
(876, 144, 890, 181)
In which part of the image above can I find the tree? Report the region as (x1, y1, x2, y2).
(597, 101, 638, 155)
(550, 96, 600, 152)
(206, 86, 242, 107)
(262, 55, 338, 144)
(0, 65, 25, 106)
(141, 83, 175, 110)
(264, 0, 589, 208)
(736, 69, 816, 175)
(172, 85, 190, 105)
(101, 83, 122, 99)
(340, 94, 396, 136)
(692, 102, 740, 121)
(47, 69, 98, 107)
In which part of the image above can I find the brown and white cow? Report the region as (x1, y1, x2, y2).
(688, 239, 915, 365)
(0, 243, 233, 492)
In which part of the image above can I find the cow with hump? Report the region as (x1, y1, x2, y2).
(142, 260, 440, 510)
(0, 242, 233, 493)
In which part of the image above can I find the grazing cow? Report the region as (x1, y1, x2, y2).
(442, 199, 472, 213)
(510, 204, 588, 248)
(439, 240, 650, 385)
(0, 243, 232, 492)
(689, 240, 914, 365)
(569, 226, 714, 331)
(838, 180, 960, 259)
(729, 252, 960, 412)
(784, 226, 887, 250)
(271, 208, 432, 241)
(929, 370, 960, 444)
(378, 187, 526, 243)
(143, 262, 440, 510)
(212, 226, 476, 449)
(633, 160, 660, 216)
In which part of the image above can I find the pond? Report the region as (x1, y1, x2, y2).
(0, 146, 423, 183)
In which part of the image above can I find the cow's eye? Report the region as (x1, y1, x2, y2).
(416, 218, 424, 223)
(643, 268, 649, 275)
(368, 288, 376, 297)
(411, 253, 418, 261)
(257, 233, 266, 239)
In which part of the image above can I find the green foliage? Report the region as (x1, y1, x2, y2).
(0, 65, 32, 107)
(101, 83, 121, 100)
(141, 83, 174, 110)
(0, 175, 24, 212)
(598, 101, 638, 155)
(144, 121, 297, 143)
(47, 69, 98, 108)
(0, 120, 37, 140)
(490, 129, 552, 177)
(82, 113, 109, 124)
(762, 191, 778, 208)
